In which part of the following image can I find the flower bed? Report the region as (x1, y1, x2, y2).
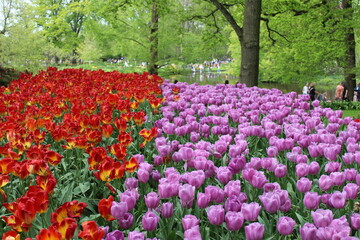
(1, 70, 360, 240)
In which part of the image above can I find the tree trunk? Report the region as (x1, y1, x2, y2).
(342, 0, 356, 101)
(148, 2, 159, 75)
(240, 0, 262, 87)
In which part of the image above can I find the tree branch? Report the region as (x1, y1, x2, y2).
(207, 0, 243, 42)
(122, 37, 146, 48)
(261, 17, 290, 44)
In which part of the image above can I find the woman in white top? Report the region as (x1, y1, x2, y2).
(302, 82, 309, 95)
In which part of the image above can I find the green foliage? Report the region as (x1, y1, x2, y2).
(320, 100, 360, 110)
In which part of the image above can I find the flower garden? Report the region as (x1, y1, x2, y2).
(0, 68, 359, 240)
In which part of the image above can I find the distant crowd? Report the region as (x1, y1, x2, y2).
(303, 82, 360, 102)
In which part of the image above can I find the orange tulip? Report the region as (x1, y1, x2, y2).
(0, 173, 10, 187)
(44, 150, 63, 166)
(132, 111, 146, 126)
(125, 157, 139, 173)
(114, 118, 127, 132)
(108, 143, 127, 160)
(117, 132, 133, 147)
(54, 218, 77, 240)
(101, 124, 114, 138)
(36, 226, 62, 240)
(2, 230, 20, 240)
(36, 174, 57, 194)
(98, 195, 115, 221)
(78, 221, 104, 240)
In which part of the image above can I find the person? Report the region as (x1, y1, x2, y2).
(335, 82, 344, 101)
(302, 82, 309, 95)
(342, 82, 348, 101)
(317, 92, 328, 101)
(309, 83, 320, 101)
(355, 83, 360, 101)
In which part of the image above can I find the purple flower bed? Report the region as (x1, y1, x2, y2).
(106, 80, 360, 240)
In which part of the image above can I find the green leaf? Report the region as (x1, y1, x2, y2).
(295, 212, 306, 226)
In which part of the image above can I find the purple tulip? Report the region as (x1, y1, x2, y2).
(342, 153, 355, 165)
(137, 168, 150, 183)
(300, 223, 318, 240)
(259, 192, 280, 213)
(158, 180, 179, 198)
(228, 141, 247, 158)
(128, 231, 145, 240)
(319, 175, 333, 191)
(241, 202, 261, 221)
(179, 184, 195, 207)
(225, 211, 244, 231)
(117, 212, 134, 229)
(316, 226, 336, 240)
(224, 180, 241, 197)
(151, 170, 162, 181)
(274, 164, 287, 178)
(330, 172, 345, 186)
(184, 225, 202, 240)
(266, 146, 278, 157)
(311, 209, 333, 228)
(190, 132, 200, 142)
(276, 216, 296, 235)
(110, 201, 128, 220)
(343, 183, 359, 200)
(225, 195, 243, 212)
(297, 177, 312, 193)
(308, 144, 320, 157)
(344, 168, 357, 181)
(186, 170, 205, 188)
(125, 177, 138, 190)
(214, 140, 228, 155)
(142, 210, 160, 231)
(144, 192, 160, 209)
(196, 192, 210, 209)
(325, 161, 341, 173)
(160, 202, 174, 218)
(157, 144, 171, 157)
(120, 190, 138, 211)
(308, 161, 320, 175)
(350, 213, 360, 230)
(329, 191, 347, 209)
(228, 156, 246, 174)
(303, 192, 321, 209)
(205, 185, 225, 204)
(249, 170, 268, 189)
(207, 205, 225, 225)
(329, 215, 351, 234)
(182, 215, 199, 230)
(216, 166, 233, 184)
(245, 222, 265, 240)
(178, 147, 194, 161)
(105, 230, 124, 240)
(296, 163, 309, 178)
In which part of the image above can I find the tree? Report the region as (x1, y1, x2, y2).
(149, 1, 159, 74)
(33, 0, 89, 60)
(342, 0, 356, 101)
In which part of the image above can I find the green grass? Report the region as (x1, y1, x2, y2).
(342, 110, 360, 118)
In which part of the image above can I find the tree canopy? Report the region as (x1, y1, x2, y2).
(0, 0, 358, 91)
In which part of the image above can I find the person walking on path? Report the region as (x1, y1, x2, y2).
(342, 82, 348, 101)
(309, 83, 320, 101)
(335, 82, 344, 101)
